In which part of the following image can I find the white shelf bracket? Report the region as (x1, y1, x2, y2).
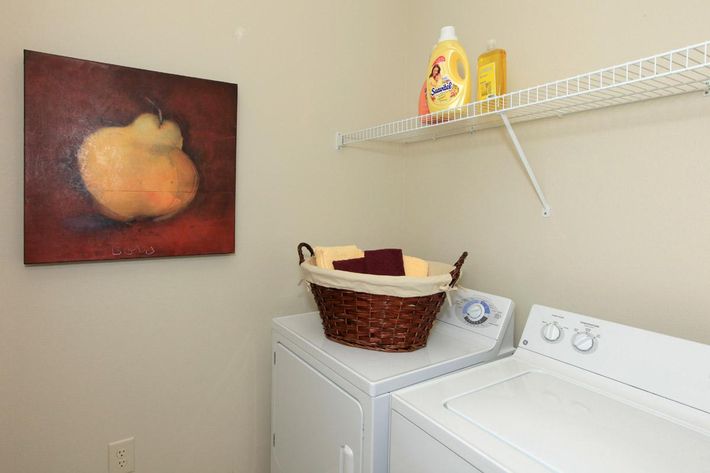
(336, 132, 344, 150)
(500, 113, 552, 217)
(704, 80, 710, 96)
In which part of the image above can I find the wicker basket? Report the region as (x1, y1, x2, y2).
(298, 242, 467, 352)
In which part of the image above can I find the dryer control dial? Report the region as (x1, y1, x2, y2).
(541, 322, 562, 342)
(461, 300, 490, 325)
(572, 332, 596, 353)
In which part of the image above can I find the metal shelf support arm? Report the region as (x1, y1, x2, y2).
(499, 113, 552, 217)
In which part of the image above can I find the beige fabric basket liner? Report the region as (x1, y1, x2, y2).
(300, 256, 456, 298)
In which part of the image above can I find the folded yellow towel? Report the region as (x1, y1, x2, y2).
(403, 255, 429, 277)
(315, 245, 364, 270)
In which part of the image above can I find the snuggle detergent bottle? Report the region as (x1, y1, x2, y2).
(424, 26, 471, 116)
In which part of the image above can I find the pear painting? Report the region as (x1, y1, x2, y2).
(78, 113, 199, 222)
(24, 50, 237, 264)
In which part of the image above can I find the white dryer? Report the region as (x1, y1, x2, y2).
(390, 304, 710, 473)
(271, 288, 515, 473)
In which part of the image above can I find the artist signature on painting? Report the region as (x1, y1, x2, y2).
(111, 246, 156, 257)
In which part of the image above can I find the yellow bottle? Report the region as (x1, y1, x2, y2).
(424, 26, 471, 117)
(477, 39, 507, 104)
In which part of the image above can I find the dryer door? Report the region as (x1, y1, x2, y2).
(272, 342, 363, 473)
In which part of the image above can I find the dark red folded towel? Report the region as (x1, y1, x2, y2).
(333, 257, 367, 273)
(332, 248, 406, 276)
(363, 249, 406, 276)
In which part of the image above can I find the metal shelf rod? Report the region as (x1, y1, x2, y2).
(500, 113, 551, 217)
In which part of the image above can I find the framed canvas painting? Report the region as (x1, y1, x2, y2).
(24, 50, 237, 264)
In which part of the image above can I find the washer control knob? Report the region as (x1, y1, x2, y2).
(542, 322, 562, 342)
(572, 332, 596, 353)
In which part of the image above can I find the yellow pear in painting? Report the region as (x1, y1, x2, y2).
(77, 113, 199, 222)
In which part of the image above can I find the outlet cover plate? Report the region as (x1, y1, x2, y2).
(108, 437, 135, 473)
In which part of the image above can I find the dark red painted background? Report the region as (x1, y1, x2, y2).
(24, 51, 237, 264)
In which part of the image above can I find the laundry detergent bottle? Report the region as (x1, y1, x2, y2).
(476, 39, 507, 101)
(424, 26, 471, 115)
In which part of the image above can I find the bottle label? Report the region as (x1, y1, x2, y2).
(427, 57, 460, 106)
(478, 62, 497, 100)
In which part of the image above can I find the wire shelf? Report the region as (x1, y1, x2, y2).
(337, 41, 710, 148)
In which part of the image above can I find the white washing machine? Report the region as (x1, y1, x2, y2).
(390, 304, 710, 473)
(270, 288, 515, 473)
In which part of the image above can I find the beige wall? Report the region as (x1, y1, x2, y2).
(3, 1, 710, 473)
(401, 0, 710, 344)
(0, 1, 409, 472)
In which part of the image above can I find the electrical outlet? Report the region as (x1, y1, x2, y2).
(108, 437, 135, 473)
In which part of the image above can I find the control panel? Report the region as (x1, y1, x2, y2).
(518, 304, 710, 413)
(524, 307, 601, 355)
(437, 287, 514, 340)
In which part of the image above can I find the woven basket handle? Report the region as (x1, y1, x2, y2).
(449, 252, 468, 287)
(298, 242, 315, 264)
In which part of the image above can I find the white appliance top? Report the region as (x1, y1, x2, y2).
(272, 288, 514, 397)
(392, 305, 710, 473)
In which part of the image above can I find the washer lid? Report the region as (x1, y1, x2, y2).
(445, 371, 710, 473)
(392, 352, 710, 473)
(273, 313, 499, 396)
